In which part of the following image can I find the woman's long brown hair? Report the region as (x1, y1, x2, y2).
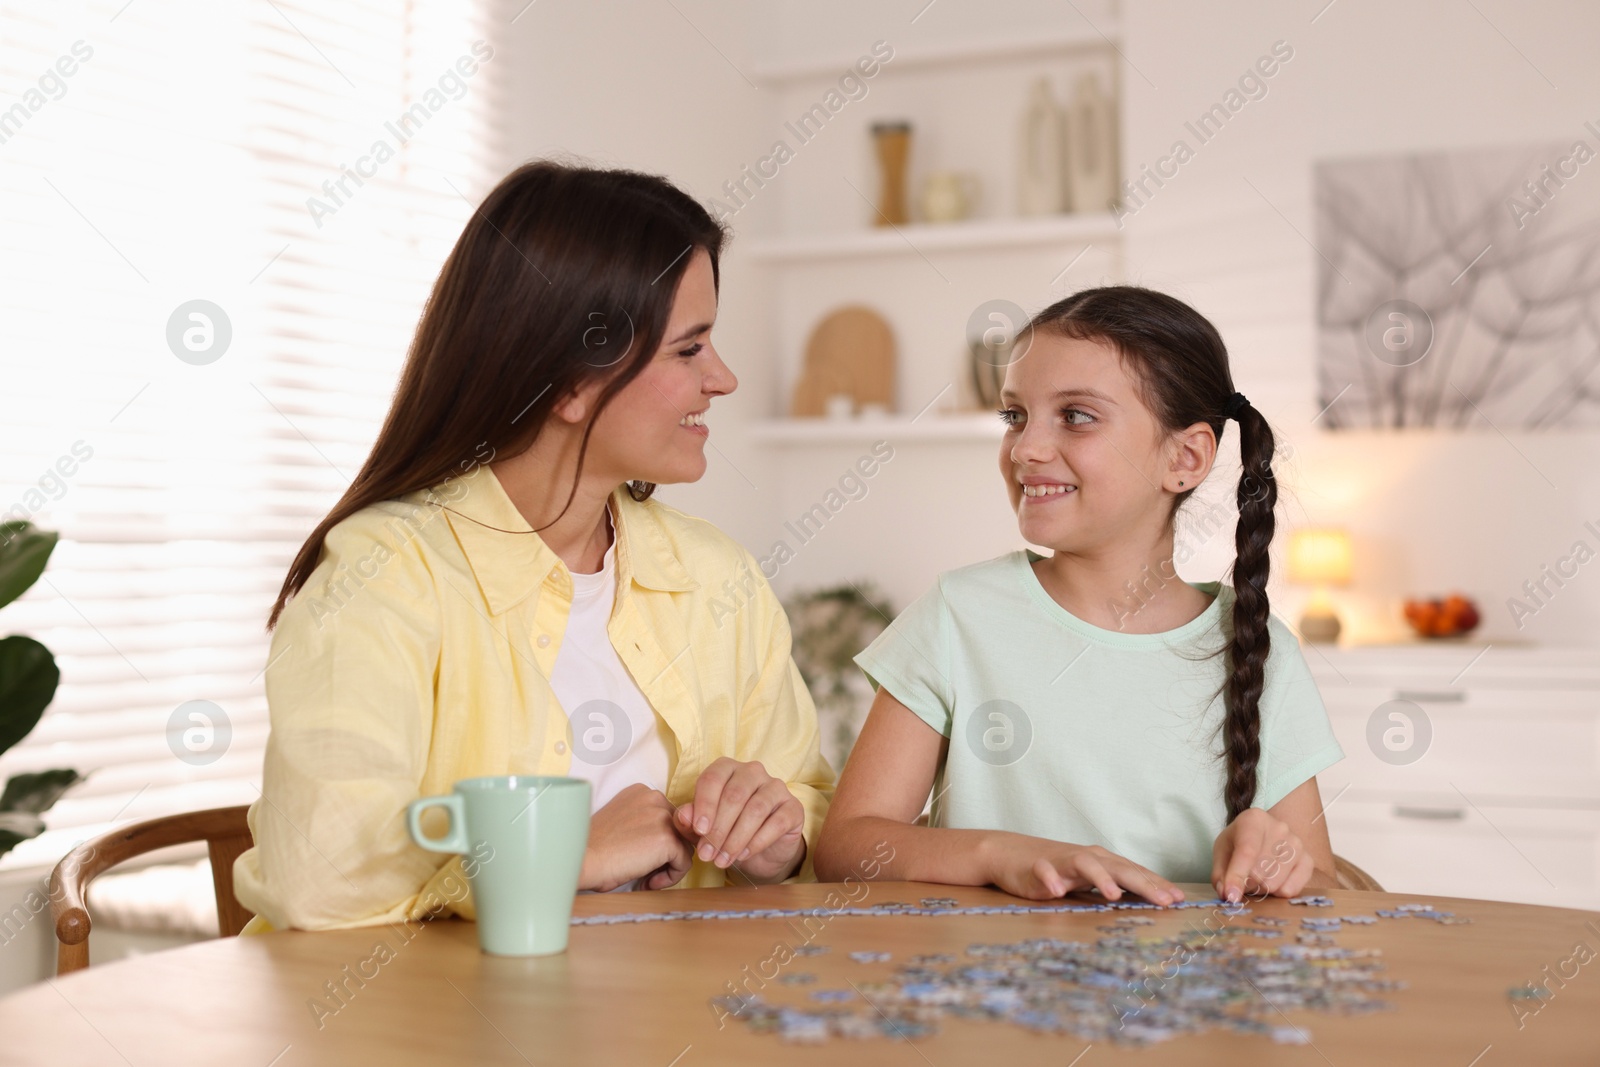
(1026, 286, 1278, 822)
(267, 160, 727, 630)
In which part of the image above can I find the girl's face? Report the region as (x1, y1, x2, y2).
(586, 247, 736, 486)
(997, 332, 1176, 553)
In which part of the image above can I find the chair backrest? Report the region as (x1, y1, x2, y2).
(1332, 853, 1384, 892)
(48, 804, 254, 975)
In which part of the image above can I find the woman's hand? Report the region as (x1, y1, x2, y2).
(984, 835, 1184, 905)
(579, 784, 695, 893)
(675, 757, 806, 884)
(1211, 806, 1315, 902)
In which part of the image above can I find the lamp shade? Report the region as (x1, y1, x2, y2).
(1287, 528, 1353, 586)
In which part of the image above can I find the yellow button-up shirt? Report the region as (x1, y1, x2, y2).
(235, 463, 835, 931)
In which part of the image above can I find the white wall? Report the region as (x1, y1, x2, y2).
(1119, 0, 1600, 645)
(503, 0, 778, 551)
(503, 0, 1600, 646)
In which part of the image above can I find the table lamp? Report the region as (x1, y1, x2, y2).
(1287, 527, 1352, 643)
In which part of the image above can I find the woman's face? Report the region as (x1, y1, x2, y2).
(997, 332, 1172, 553)
(588, 247, 736, 486)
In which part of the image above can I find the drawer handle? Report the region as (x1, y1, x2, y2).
(1394, 690, 1467, 703)
(1393, 805, 1466, 820)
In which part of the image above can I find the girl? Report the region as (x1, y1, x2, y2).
(815, 286, 1343, 905)
(236, 161, 834, 931)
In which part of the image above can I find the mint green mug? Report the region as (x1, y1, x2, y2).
(407, 775, 590, 956)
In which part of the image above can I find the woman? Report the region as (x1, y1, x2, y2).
(235, 161, 835, 931)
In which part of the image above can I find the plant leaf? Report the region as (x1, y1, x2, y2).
(0, 635, 60, 758)
(0, 769, 84, 814)
(0, 810, 44, 859)
(0, 522, 58, 611)
(0, 810, 44, 834)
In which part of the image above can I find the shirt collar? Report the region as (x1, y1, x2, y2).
(429, 464, 697, 616)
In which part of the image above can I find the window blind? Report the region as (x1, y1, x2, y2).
(0, 0, 506, 870)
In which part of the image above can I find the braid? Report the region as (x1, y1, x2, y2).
(1222, 402, 1277, 822)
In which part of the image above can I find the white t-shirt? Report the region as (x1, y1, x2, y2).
(548, 520, 673, 890)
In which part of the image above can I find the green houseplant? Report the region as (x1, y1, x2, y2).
(0, 521, 84, 857)
(784, 582, 894, 771)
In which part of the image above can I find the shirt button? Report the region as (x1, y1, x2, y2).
(536, 634, 551, 648)
(549, 567, 561, 580)
(554, 740, 567, 755)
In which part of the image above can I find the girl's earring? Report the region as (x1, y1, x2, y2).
(1178, 480, 1185, 487)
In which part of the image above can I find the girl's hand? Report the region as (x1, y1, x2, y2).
(1211, 807, 1315, 902)
(675, 757, 806, 884)
(985, 836, 1184, 905)
(580, 784, 695, 893)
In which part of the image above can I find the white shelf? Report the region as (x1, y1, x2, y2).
(750, 19, 1125, 454)
(745, 212, 1121, 264)
(751, 24, 1121, 85)
(751, 414, 1005, 444)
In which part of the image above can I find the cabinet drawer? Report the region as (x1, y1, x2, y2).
(1315, 685, 1600, 801)
(1322, 795, 1600, 911)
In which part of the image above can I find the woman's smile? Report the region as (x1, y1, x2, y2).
(679, 408, 709, 437)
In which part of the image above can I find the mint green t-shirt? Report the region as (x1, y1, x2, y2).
(852, 550, 1344, 884)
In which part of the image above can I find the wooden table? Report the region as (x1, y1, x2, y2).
(2, 882, 1597, 1065)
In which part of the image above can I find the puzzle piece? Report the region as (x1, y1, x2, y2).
(1508, 986, 1554, 1001)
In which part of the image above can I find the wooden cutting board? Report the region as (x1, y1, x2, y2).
(789, 305, 897, 416)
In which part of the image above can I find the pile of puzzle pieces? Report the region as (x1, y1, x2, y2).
(691, 897, 1472, 1046)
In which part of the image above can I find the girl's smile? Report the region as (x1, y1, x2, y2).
(1019, 479, 1077, 500)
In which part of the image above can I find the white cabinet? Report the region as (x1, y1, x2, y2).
(1305, 643, 1600, 910)
(1326, 798, 1600, 911)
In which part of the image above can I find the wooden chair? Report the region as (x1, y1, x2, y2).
(49, 804, 254, 975)
(1333, 854, 1383, 892)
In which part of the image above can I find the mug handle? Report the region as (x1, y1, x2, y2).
(407, 794, 469, 854)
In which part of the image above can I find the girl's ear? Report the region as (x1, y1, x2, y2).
(1165, 420, 1218, 492)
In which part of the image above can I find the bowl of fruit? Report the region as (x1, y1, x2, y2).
(1403, 594, 1480, 638)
